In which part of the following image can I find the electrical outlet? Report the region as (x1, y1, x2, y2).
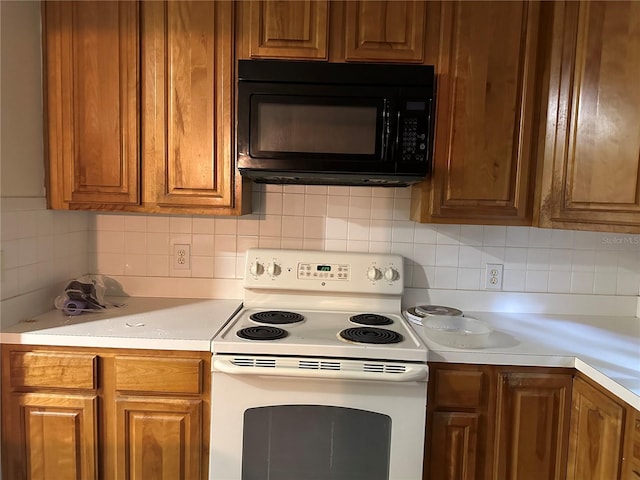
(485, 263, 503, 290)
(173, 244, 191, 270)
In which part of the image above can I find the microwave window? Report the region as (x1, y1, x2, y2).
(256, 103, 378, 155)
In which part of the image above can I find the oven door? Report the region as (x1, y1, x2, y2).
(210, 355, 428, 480)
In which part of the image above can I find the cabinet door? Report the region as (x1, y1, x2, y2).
(143, 1, 247, 213)
(425, 364, 491, 480)
(623, 408, 640, 480)
(241, 0, 329, 60)
(538, 1, 640, 232)
(566, 376, 625, 480)
(3, 393, 98, 480)
(428, 412, 480, 480)
(410, 1, 542, 225)
(116, 397, 203, 480)
(43, 1, 140, 209)
(343, 0, 427, 62)
(493, 371, 572, 480)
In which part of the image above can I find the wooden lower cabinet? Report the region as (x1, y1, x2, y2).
(493, 371, 572, 480)
(429, 412, 480, 480)
(623, 408, 640, 479)
(425, 365, 640, 480)
(424, 363, 492, 480)
(4, 392, 98, 480)
(1, 345, 211, 480)
(566, 375, 625, 480)
(116, 397, 203, 480)
(425, 364, 572, 480)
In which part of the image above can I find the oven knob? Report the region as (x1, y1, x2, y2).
(267, 263, 281, 277)
(366, 266, 382, 281)
(249, 261, 264, 276)
(384, 267, 399, 282)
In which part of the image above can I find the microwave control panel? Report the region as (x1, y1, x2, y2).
(400, 99, 431, 163)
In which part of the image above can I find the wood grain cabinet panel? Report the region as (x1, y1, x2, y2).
(426, 364, 574, 480)
(623, 409, 640, 479)
(143, 0, 239, 211)
(2, 346, 212, 480)
(43, 1, 140, 209)
(116, 397, 203, 480)
(493, 371, 572, 480)
(566, 376, 625, 480)
(428, 412, 480, 480)
(432, 367, 486, 409)
(243, 0, 329, 60)
(114, 355, 203, 394)
(3, 392, 98, 480)
(411, 1, 543, 225)
(425, 363, 491, 480)
(538, 1, 640, 232)
(343, 0, 427, 63)
(9, 351, 97, 390)
(43, 1, 249, 215)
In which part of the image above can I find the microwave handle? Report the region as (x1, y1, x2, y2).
(395, 110, 402, 151)
(381, 100, 391, 158)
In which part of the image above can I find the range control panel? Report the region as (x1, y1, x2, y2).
(297, 263, 350, 280)
(244, 248, 403, 295)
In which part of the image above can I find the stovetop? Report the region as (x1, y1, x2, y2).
(213, 308, 427, 362)
(212, 248, 428, 363)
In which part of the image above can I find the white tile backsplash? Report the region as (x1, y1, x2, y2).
(22, 183, 633, 298)
(1, 199, 92, 311)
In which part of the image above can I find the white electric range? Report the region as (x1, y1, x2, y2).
(210, 248, 429, 480)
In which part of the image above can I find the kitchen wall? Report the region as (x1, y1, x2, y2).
(0, 1, 91, 327)
(90, 182, 640, 297)
(2, 0, 639, 325)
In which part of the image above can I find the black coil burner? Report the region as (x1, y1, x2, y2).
(350, 313, 393, 326)
(250, 311, 305, 325)
(237, 326, 288, 341)
(339, 327, 403, 344)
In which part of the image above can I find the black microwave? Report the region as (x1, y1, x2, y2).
(237, 59, 435, 187)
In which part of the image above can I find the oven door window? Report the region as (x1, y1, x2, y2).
(242, 405, 391, 480)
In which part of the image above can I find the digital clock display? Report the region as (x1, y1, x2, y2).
(317, 265, 331, 272)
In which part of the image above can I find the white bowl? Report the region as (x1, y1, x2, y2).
(422, 315, 493, 349)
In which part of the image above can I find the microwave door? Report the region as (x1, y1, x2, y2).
(238, 87, 397, 174)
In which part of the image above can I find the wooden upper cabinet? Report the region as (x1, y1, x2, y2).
(538, 1, 640, 232)
(43, 1, 249, 215)
(343, 0, 427, 63)
(238, 1, 428, 63)
(43, 1, 140, 209)
(143, 1, 242, 212)
(411, 1, 543, 225)
(239, 0, 329, 60)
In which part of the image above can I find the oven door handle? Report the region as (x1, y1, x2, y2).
(213, 358, 428, 382)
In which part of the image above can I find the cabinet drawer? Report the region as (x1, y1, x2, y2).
(115, 356, 203, 394)
(432, 368, 485, 408)
(9, 351, 97, 390)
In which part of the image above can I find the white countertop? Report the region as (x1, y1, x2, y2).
(410, 311, 640, 410)
(0, 297, 242, 351)
(1, 295, 638, 410)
